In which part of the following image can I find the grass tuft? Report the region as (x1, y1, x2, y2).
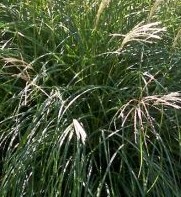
(1, 0, 181, 196)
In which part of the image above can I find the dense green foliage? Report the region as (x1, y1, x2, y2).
(1, 0, 181, 196)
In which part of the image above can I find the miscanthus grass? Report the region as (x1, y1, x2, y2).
(1, 0, 181, 196)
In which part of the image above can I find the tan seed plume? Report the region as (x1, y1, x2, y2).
(94, 0, 111, 30)
(148, 0, 164, 21)
(172, 28, 181, 48)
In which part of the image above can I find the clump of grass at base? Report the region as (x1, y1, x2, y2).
(1, 0, 181, 196)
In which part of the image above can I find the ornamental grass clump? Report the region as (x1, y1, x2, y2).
(1, 0, 181, 196)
